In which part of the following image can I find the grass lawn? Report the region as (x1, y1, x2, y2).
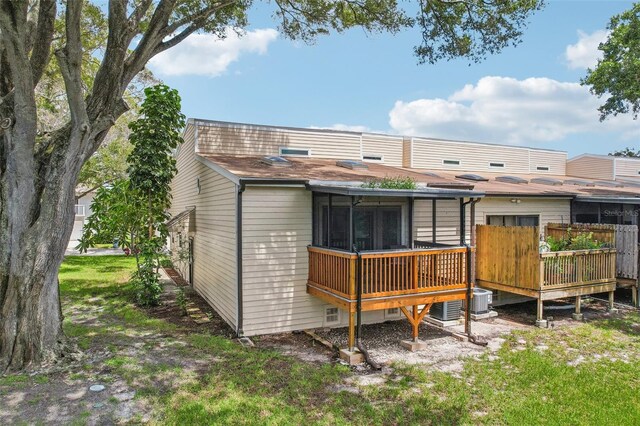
(2, 255, 640, 424)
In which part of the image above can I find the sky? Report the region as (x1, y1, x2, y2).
(147, 0, 639, 157)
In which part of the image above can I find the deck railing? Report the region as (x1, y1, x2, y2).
(308, 246, 468, 300)
(540, 248, 617, 289)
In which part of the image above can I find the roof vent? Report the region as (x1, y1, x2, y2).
(531, 177, 563, 186)
(336, 160, 368, 170)
(495, 176, 528, 184)
(564, 178, 595, 187)
(423, 172, 441, 178)
(260, 156, 291, 167)
(595, 180, 624, 188)
(456, 174, 489, 182)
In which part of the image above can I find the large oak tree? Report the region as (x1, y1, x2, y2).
(0, 0, 543, 371)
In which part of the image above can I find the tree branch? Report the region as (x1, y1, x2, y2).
(28, 0, 56, 87)
(54, 0, 88, 130)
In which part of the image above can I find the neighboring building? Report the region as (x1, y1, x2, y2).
(69, 188, 96, 248)
(168, 119, 640, 340)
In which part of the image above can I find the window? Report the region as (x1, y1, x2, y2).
(279, 147, 310, 157)
(443, 159, 460, 166)
(489, 162, 505, 168)
(325, 307, 340, 325)
(320, 205, 403, 251)
(384, 307, 401, 319)
(362, 154, 384, 162)
(487, 215, 540, 227)
(74, 205, 85, 216)
(537, 166, 550, 171)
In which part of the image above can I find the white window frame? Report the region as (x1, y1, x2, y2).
(489, 162, 506, 168)
(362, 153, 384, 163)
(324, 306, 341, 326)
(74, 205, 85, 216)
(536, 165, 550, 172)
(442, 159, 461, 166)
(279, 147, 311, 157)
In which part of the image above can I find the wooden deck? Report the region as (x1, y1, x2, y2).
(476, 225, 618, 324)
(307, 245, 471, 347)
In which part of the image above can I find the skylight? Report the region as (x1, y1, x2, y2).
(530, 177, 563, 186)
(456, 174, 489, 182)
(495, 176, 528, 184)
(423, 172, 441, 178)
(261, 156, 291, 167)
(336, 160, 368, 170)
(564, 178, 594, 187)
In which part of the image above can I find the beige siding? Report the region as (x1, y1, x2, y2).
(361, 134, 403, 166)
(241, 186, 327, 335)
(615, 158, 640, 178)
(413, 197, 571, 244)
(528, 150, 567, 175)
(170, 126, 238, 329)
(196, 121, 362, 160)
(412, 137, 533, 174)
(402, 137, 412, 168)
(566, 156, 614, 180)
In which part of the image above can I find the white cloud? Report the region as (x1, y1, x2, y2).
(388, 76, 639, 146)
(149, 28, 278, 77)
(565, 30, 608, 70)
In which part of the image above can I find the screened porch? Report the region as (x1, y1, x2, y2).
(305, 185, 482, 350)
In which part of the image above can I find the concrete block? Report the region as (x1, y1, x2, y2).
(571, 313, 584, 321)
(470, 310, 498, 321)
(424, 316, 461, 328)
(400, 340, 428, 352)
(535, 319, 548, 328)
(339, 349, 364, 365)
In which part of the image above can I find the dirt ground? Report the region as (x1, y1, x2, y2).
(1, 268, 636, 425)
(254, 290, 638, 376)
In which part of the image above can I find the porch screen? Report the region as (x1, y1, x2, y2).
(321, 206, 402, 251)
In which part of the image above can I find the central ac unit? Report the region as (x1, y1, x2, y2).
(430, 300, 463, 321)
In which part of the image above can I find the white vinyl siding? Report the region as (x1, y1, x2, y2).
(241, 186, 326, 335)
(361, 134, 404, 166)
(412, 138, 529, 174)
(567, 156, 614, 180)
(195, 121, 362, 160)
(170, 126, 238, 329)
(615, 158, 640, 177)
(528, 150, 567, 174)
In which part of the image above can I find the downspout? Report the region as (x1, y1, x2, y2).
(465, 198, 485, 346)
(353, 245, 381, 370)
(236, 182, 245, 336)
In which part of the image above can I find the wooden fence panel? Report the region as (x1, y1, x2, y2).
(476, 225, 540, 290)
(545, 223, 615, 245)
(615, 225, 638, 279)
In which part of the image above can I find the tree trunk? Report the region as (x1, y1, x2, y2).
(0, 128, 82, 372)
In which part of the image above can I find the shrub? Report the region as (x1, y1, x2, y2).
(362, 176, 417, 190)
(131, 264, 163, 307)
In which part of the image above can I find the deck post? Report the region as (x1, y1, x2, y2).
(535, 297, 547, 328)
(412, 304, 419, 341)
(608, 291, 618, 313)
(348, 310, 355, 351)
(572, 296, 583, 321)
